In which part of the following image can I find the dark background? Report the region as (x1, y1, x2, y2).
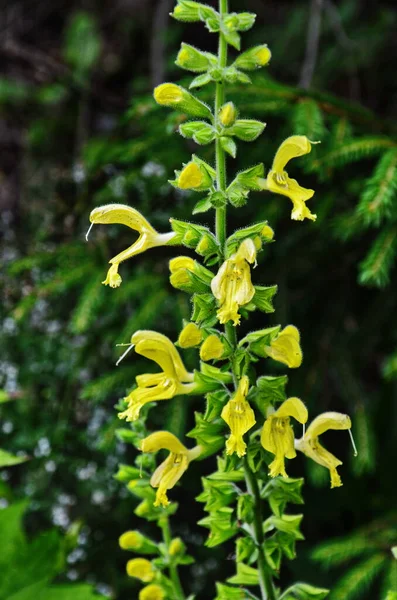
(1, 0, 397, 598)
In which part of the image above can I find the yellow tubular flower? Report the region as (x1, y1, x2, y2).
(126, 558, 155, 582)
(261, 397, 308, 478)
(119, 531, 143, 551)
(89, 204, 176, 288)
(295, 412, 352, 488)
(265, 325, 302, 368)
(141, 431, 202, 507)
(154, 83, 184, 105)
(266, 135, 317, 222)
(178, 322, 203, 348)
(211, 239, 257, 326)
(139, 584, 166, 600)
(200, 334, 225, 361)
(219, 102, 237, 127)
(221, 376, 256, 457)
(118, 331, 196, 422)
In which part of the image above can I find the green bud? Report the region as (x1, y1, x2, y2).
(169, 537, 186, 556)
(179, 121, 215, 145)
(171, 1, 217, 22)
(229, 119, 266, 142)
(175, 43, 217, 72)
(154, 83, 212, 118)
(119, 531, 158, 555)
(234, 45, 272, 71)
(170, 155, 215, 191)
(195, 232, 219, 257)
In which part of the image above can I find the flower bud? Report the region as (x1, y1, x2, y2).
(169, 537, 186, 556)
(126, 558, 155, 582)
(171, 1, 217, 23)
(172, 157, 215, 191)
(139, 584, 165, 600)
(154, 83, 212, 118)
(179, 121, 215, 145)
(229, 119, 266, 142)
(178, 323, 203, 348)
(200, 335, 225, 361)
(234, 45, 271, 71)
(195, 232, 219, 257)
(176, 43, 216, 72)
(219, 102, 237, 127)
(119, 531, 158, 555)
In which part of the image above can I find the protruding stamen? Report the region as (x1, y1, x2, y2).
(85, 223, 94, 241)
(302, 423, 305, 437)
(348, 429, 358, 457)
(116, 344, 134, 366)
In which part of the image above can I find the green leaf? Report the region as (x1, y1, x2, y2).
(193, 196, 213, 214)
(39, 585, 104, 600)
(358, 225, 397, 287)
(227, 562, 259, 586)
(329, 554, 386, 600)
(292, 99, 325, 142)
(279, 582, 329, 599)
(63, 12, 101, 76)
(0, 449, 29, 468)
(356, 149, 397, 227)
(311, 137, 395, 171)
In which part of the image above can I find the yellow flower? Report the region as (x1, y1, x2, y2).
(169, 256, 196, 273)
(261, 397, 308, 478)
(139, 584, 165, 600)
(221, 376, 256, 457)
(265, 325, 302, 368)
(169, 537, 185, 556)
(89, 204, 176, 288)
(211, 239, 257, 326)
(118, 331, 195, 422)
(255, 46, 272, 66)
(200, 334, 225, 361)
(141, 431, 201, 507)
(266, 135, 316, 222)
(178, 323, 203, 348)
(295, 412, 352, 488)
(178, 162, 204, 189)
(126, 558, 155, 582)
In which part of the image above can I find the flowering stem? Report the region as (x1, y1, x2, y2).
(213, 2, 276, 598)
(215, 0, 228, 252)
(244, 458, 277, 600)
(159, 515, 185, 600)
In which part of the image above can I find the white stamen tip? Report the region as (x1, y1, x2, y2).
(348, 429, 358, 457)
(302, 423, 306, 437)
(116, 344, 134, 366)
(85, 222, 94, 241)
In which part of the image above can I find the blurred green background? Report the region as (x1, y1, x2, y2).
(1, 0, 396, 598)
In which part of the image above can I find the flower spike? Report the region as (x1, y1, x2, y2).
(261, 397, 308, 478)
(118, 331, 196, 422)
(221, 376, 256, 457)
(265, 135, 317, 222)
(141, 431, 201, 507)
(295, 411, 352, 488)
(89, 204, 176, 288)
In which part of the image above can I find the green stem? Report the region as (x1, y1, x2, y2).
(213, 3, 276, 599)
(160, 516, 185, 600)
(215, 0, 228, 252)
(244, 458, 277, 600)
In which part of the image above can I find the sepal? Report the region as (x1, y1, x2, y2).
(256, 375, 288, 405)
(264, 514, 304, 541)
(262, 477, 304, 517)
(224, 12, 256, 32)
(237, 494, 254, 524)
(196, 478, 236, 512)
(220, 136, 237, 158)
(251, 285, 278, 313)
(236, 537, 257, 564)
(226, 222, 274, 256)
(239, 326, 281, 357)
(187, 412, 225, 458)
(194, 362, 233, 392)
(204, 389, 229, 421)
(192, 293, 218, 326)
(170, 155, 215, 191)
(170, 218, 219, 259)
(154, 83, 212, 118)
(215, 583, 251, 600)
(198, 506, 238, 547)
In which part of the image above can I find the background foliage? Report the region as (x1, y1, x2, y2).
(1, 0, 396, 598)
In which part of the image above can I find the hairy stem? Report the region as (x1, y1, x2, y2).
(244, 458, 277, 600)
(213, 3, 277, 598)
(215, 0, 228, 252)
(160, 516, 185, 600)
